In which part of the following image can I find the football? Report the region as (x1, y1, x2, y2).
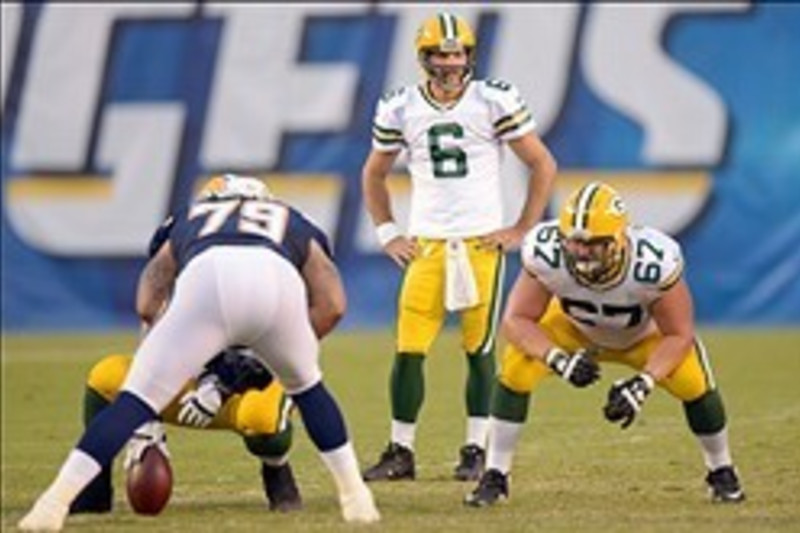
(125, 444, 173, 515)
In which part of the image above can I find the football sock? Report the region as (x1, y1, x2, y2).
(391, 352, 425, 423)
(491, 382, 531, 423)
(485, 417, 525, 474)
(465, 416, 489, 448)
(243, 421, 293, 463)
(320, 442, 369, 496)
(390, 420, 416, 450)
(41, 449, 102, 507)
(697, 427, 734, 470)
(466, 351, 494, 418)
(77, 391, 156, 466)
(291, 382, 348, 452)
(683, 389, 727, 434)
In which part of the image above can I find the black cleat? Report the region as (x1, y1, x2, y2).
(262, 462, 303, 512)
(70, 467, 112, 514)
(706, 466, 745, 503)
(464, 468, 509, 507)
(362, 442, 415, 482)
(454, 444, 486, 481)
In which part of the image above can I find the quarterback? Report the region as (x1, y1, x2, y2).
(362, 12, 557, 482)
(70, 346, 302, 515)
(465, 181, 745, 506)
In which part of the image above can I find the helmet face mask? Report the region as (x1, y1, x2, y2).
(558, 182, 630, 289)
(416, 13, 476, 94)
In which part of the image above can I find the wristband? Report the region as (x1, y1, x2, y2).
(375, 222, 400, 247)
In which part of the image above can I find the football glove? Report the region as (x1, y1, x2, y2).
(177, 374, 224, 428)
(545, 347, 600, 388)
(123, 420, 170, 470)
(603, 373, 655, 429)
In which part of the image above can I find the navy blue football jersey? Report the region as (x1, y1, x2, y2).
(147, 197, 332, 273)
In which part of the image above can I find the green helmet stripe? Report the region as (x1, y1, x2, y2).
(574, 182, 600, 231)
(439, 13, 456, 40)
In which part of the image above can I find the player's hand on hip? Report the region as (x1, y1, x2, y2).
(545, 347, 601, 387)
(383, 236, 418, 268)
(479, 225, 527, 252)
(177, 374, 224, 428)
(603, 373, 655, 429)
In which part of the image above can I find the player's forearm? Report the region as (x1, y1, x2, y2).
(362, 171, 394, 225)
(643, 334, 693, 381)
(515, 156, 557, 230)
(309, 304, 345, 339)
(502, 314, 554, 362)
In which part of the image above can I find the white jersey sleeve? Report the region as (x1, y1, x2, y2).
(371, 86, 410, 152)
(632, 226, 685, 302)
(477, 79, 537, 142)
(520, 221, 563, 288)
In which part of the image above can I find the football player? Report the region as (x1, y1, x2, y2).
(465, 181, 745, 506)
(70, 346, 302, 515)
(20, 174, 379, 531)
(361, 12, 557, 482)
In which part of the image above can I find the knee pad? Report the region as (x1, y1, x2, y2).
(87, 354, 132, 401)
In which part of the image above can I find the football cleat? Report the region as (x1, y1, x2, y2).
(69, 467, 113, 514)
(464, 469, 509, 507)
(18, 492, 69, 532)
(454, 444, 486, 481)
(362, 442, 415, 482)
(706, 466, 745, 503)
(340, 486, 380, 523)
(262, 462, 303, 512)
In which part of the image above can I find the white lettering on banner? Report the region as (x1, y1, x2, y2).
(12, 4, 193, 169)
(8, 106, 184, 255)
(200, 4, 365, 169)
(7, 4, 194, 256)
(582, 3, 750, 164)
(1, 3, 23, 111)
(489, 5, 581, 132)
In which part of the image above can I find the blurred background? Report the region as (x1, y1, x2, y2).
(2, 3, 799, 332)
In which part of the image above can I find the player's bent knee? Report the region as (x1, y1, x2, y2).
(499, 346, 548, 394)
(87, 354, 132, 401)
(236, 387, 287, 436)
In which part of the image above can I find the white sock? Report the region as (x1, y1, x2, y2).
(43, 449, 102, 506)
(485, 417, 525, 475)
(697, 427, 733, 470)
(390, 420, 416, 450)
(319, 442, 368, 496)
(465, 416, 489, 448)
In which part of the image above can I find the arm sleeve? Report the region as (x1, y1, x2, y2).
(482, 80, 537, 142)
(371, 88, 407, 152)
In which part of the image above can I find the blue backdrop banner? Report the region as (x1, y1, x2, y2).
(2, 4, 799, 330)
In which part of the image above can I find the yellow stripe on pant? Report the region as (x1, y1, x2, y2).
(498, 299, 715, 401)
(396, 237, 505, 355)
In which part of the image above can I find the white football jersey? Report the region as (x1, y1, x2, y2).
(372, 79, 537, 238)
(520, 221, 685, 350)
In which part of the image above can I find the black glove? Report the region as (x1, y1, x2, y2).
(603, 373, 655, 429)
(545, 347, 600, 388)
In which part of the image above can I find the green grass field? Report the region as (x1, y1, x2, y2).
(3, 329, 800, 532)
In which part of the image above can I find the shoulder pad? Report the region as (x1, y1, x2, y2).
(629, 226, 684, 290)
(521, 221, 562, 277)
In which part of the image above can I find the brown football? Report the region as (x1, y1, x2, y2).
(125, 445, 173, 515)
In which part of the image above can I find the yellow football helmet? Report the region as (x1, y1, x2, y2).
(558, 182, 630, 288)
(415, 12, 476, 92)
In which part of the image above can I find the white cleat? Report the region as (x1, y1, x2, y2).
(17, 494, 68, 532)
(340, 487, 380, 524)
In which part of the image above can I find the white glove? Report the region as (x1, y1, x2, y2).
(177, 374, 223, 428)
(123, 420, 170, 470)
